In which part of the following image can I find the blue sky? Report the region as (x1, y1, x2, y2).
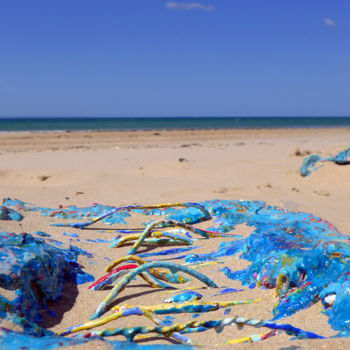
(0, 0, 349, 117)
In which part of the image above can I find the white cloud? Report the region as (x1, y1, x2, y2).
(166, 2, 215, 11)
(324, 17, 335, 27)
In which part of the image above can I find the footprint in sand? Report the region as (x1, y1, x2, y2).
(213, 187, 239, 194)
(314, 190, 330, 197)
(214, 187, 229, 194)
(294, 148, 311, 157)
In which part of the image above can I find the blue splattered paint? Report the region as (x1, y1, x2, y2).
(300, 146, 350, 176)
(35, 231, 51, 237)
(0, 205, 23, 221)
(0, 232, 93, 323)
(224, 307, 231, 315)
(159, 315, 176, 326)
(85, 238, 113, 243)
(138, 246, 199, 259)
(62, 232, 79, 238)
(3, 197, 350, 342)
(164, 291, 203, 303)
(211, 287, 244, 297)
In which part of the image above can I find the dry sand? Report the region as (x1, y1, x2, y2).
(1, 127, 350, 349)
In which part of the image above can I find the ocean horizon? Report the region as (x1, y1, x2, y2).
(0, 116, 350, 132)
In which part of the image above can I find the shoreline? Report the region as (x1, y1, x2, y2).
(1, 116, 350, 134)
(0, 127, 350, 154)
(1, 125, 350, 134)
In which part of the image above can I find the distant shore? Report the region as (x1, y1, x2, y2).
(1, 116, 350, 133)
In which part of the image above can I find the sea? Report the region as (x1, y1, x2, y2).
(0, 117, 349, 132)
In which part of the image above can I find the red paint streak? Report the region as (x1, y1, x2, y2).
(88, 264, 138, 289)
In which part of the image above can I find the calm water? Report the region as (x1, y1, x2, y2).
(0, 117, 349, 132)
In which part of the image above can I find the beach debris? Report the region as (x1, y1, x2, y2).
(89, 254, 191, 291)
(0, 328, 87, 349)
(220, 330, 279, 345)
(59, 299, 259, 336)
(90, 261, 218, 319)
(49, 202, 211, 229)
(0, 206, 23, 221)
(159, 315, 176, 326)
(109, 218, 223, 254)
(300, 145, 350, 176)
(210, 287, 244, 297)
(178, 157, 189, 162)
(184, 239, 244, 265)
(35, 230, 51, 237)
(38, 175, 50, 181)
(3, 198, 350, 346)
(164, 291, 203, 303)
(70, 316, 324, 343)
(0, 327, 181, 350)
(88, 263, 139, 291)
(137, 246, 199, 259)
(62, 232, 79, 238)
(323, 293, 336, 307)
(0, 232, 93, 322)
(85, 238, 112, 243)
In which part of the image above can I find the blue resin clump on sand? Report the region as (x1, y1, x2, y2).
(0, 232, 92, 323)
(300, 145, 350, 176)
(2, 198, 131, 225)
(198, 200, 350, 335)
(2, 198, 350, 347)
(0, 206, 23, 221)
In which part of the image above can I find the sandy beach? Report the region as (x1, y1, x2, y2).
(1, 127, 350, 349)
